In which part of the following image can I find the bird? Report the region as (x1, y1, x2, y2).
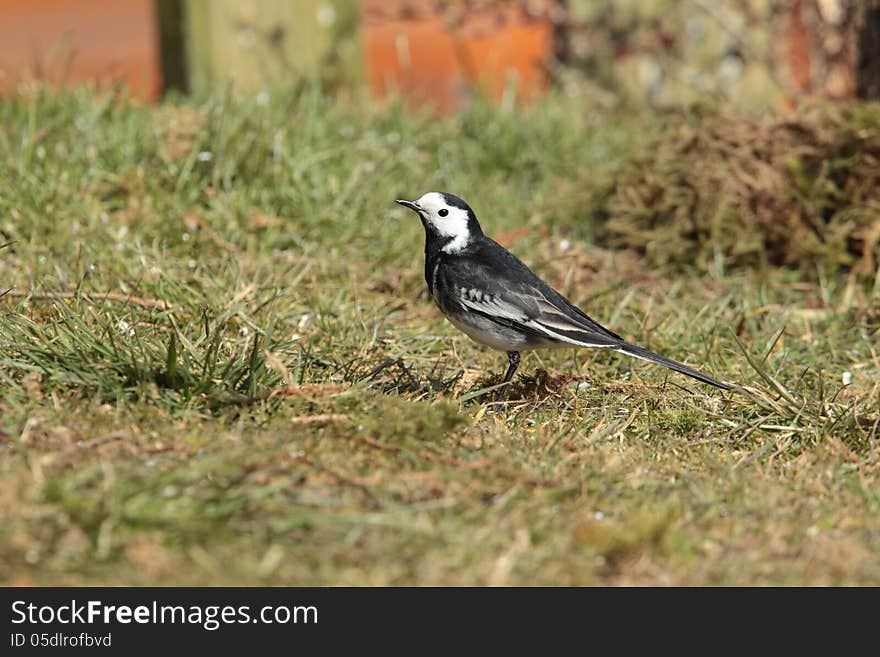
(395, 192, 731, 392)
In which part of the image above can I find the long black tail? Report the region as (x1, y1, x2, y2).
(615, 342, 731, 390)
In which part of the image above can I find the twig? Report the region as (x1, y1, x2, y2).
(1, 289, 172, 311)
(361, 435, 402, 453)
(183, 213, 240, 253)
(288, 414, 347, 426)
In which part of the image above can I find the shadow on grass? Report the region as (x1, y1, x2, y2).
(361, 354, 584, 406)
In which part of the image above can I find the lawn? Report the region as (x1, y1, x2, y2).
(1, 84, 878, 585)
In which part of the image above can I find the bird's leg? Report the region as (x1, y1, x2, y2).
(489, 351, 521, 405)
(502, 351, 520, 384)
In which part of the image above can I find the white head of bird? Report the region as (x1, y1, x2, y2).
(396, 192, 481, 254)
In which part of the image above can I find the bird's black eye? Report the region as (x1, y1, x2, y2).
(438, 208, 448, 217)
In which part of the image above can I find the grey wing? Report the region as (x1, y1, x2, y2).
(437, 255, 624, 349)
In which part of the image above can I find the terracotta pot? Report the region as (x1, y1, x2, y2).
(360, 0, 553, 113)
(0, 0, 160, 99)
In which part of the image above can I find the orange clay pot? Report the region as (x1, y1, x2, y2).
(361, 0, 552, 113)
(0, 0, 160, 99)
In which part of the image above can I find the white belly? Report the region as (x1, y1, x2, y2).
(444, 312, 531, 352)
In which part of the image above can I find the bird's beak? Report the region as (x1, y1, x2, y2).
(395, 199, 421, 214)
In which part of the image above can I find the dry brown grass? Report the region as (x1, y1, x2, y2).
(602, 102, 880, 276)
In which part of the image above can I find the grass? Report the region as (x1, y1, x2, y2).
(1, 83, 879, 585)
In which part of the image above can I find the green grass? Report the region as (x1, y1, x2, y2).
(1, 84, 878, 585)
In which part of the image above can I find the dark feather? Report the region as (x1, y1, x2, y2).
(432, 238, 730, 390)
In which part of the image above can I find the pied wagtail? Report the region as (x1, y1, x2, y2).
(396, 192, 730, 391)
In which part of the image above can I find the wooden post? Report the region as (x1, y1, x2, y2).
(182, 0, 337, 94)
(157, 0, 187, 93)
(856, 0, 880, 99)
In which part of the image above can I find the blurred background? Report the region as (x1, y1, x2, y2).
(1, 0, 878, 112)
